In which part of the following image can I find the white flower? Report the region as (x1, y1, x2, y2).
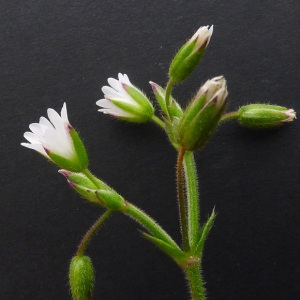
(190, 25, 214, 52)
(96, 73, 154, 123)
(21, 103, 88, 171)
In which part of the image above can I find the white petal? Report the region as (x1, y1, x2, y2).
(108, 77, 123, 91)
(102, 86, 125, 100)
(23, 131, 42, 144)
(60, 102, 69, 123)
(118, 73, 132, 86)
(39, 116, 54, 129)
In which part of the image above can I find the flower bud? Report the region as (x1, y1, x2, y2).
(149, 81, 183, 119)
(178, 76, 228, 151)
(59, 170, 126, 210)
(69, 255, 95, 300)
(237, 104, 296, 128)
(97, 73, 154, 123)
(169, 26, 213, 83)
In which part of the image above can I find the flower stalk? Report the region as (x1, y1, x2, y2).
(77, 210, 113, 256)
(177, 147, 190, 251)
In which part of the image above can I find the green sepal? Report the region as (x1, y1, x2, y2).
(111, 98, 153, 123)
(194, 209, 216, 256)
(150, 82, 183, 119)
(165, 117, 181, 150)
(96, 190, 126, 211)
(142, 232, 187, 265)
(125, 85, 154, 113)
(69, 255, 95, 300)
(71, 184, 100, 205)
(169, 40, 206, 83)
(179, 94, 207, 134)
(59, 170, 112, 191)
(47, 151, 83, 172)
(70, 127, 89, 170)
(46, 127, 88, 172)
(179, 98, 225, 151)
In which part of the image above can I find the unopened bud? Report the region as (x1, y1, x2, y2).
(178, 76, 228, 150)
(69, 255, 95, 300)
(59, 170, 125, 210)
(237, 104, 296, 128)
(169, 26, 213, 83)
(149, 81, 183, 119)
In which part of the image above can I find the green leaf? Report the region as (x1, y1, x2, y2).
(194, 209, 216, 256)
(142, 232, 186, 265)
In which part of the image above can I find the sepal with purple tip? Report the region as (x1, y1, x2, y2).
(59, 170, 126, 210)
(178, 76, 228, 151)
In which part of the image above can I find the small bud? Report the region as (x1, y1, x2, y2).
(169, 26, 213, 83)
(97, 73, 154, 123)
(59, 170, 126, 210)
(69, 255, 95, 300)
(178, 76, 228, 151)
(149, 81, 183, 119)
(237, 104, 296, 128)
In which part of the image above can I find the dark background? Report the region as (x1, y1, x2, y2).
(1, 0, 299, 299)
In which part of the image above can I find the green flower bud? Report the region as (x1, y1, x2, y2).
(59, 170, 126, 210)
(237, 104, 296, 128)
(169, 26, 213, 83)
(149, 81, 183, 119)
(69, 255, 95, 300)
(178, 76, 228, 151)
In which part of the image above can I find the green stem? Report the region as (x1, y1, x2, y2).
(184, 261, 206, 300)
(82, 169, 180, 251)
(177, 147, 190, 251)
(165, 79, 175, 119)
(220, 111, 239, 123)
(151, 115, 165, 129)
(124, 202, 181, 251)
(183, 151, 200, 249)
(77, 209, 113, 256)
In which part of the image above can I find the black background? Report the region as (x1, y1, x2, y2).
(1, 0, 300, 299)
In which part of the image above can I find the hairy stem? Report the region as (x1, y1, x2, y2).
(77, 209, 113, 256)
(183, 151, 200, 249)
(184, 261, 206, 300)
(177, 147, 190, 251)
(124, 202, 181, 251)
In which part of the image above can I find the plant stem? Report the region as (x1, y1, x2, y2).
(183, 151, 200, 249)
(220, 111, 239, 122)
(77, 209, 113, 256)
(82, 169, 180, 251)
(151, 115, 165, 129)
(177, 147, 190, 251)
(124, 202, 181, 251)
(184, 261, 206, 300)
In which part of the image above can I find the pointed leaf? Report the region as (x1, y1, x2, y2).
(142, 232, 186, 264)
(194, 209, 216, 256)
